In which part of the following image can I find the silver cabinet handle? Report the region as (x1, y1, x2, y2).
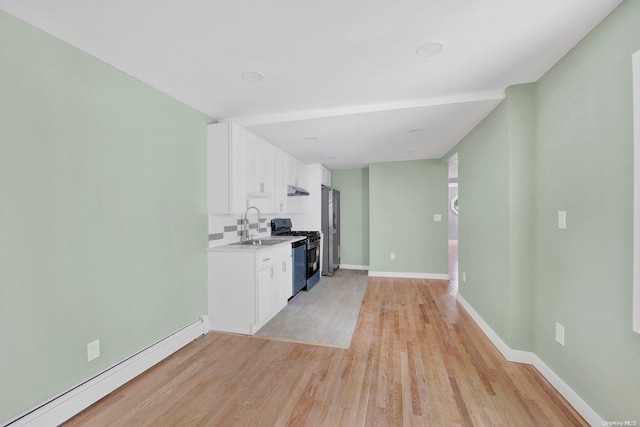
(263, 257, 271, 262)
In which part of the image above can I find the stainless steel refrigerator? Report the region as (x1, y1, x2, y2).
(321, 186, 340, 276)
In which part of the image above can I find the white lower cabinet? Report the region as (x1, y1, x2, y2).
(257, 266, 272, 325)
(279, 256, 293, 301)
(208, 245, 292, 335)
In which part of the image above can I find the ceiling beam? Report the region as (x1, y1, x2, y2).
(227, 90, 505, 127)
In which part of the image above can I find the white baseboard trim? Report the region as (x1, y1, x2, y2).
(456, 295, 603, 426)
(339, 264, 369, 270)
(530, 355, 603, 426)
(456, 295, 530, 363)
(368, 271, 450, 280)
(3, 315, 209, 427)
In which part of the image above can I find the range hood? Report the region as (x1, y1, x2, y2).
(287, 185, 310, 196)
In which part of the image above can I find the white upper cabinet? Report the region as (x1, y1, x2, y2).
(321, 165, 331, 187)
(207, 122, 307, 214)
(207, 122, 247, 214)
(287, 155, 307, 189)
(286, 155, 308, 214)
(246, 131, 272, 198)
(272, 149, 288, 213)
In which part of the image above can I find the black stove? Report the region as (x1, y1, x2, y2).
(276, 230, 321, 242)
(271, 218, 321, 291)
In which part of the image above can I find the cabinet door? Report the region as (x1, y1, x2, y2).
(247, 132, 272, 197)
(260, 141, 273, 196)
(296, 161, 308, 213)
(297, 161, 308, 189)
(246, 132, 261, 196)
(286, 155, 298, 187)
(272, 149, 287, 213)
(257, 266, 272, 325)
(286, 156, 307, 214)
(270, 264, 281, 315)
(281, 257, 293, 301)
(207, 122, 247, 214)
(321, 166, 331, 187)
(230, 125, 248, 213)
(286, 157, 307, 188)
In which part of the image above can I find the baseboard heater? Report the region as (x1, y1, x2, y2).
(2, 315, 209, 427)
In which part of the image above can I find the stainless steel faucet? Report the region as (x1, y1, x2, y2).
(242, 206, 261, 242)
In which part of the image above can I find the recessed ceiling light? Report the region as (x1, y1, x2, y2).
(409, 128, 425, 133)
(241, 71, 264, 82)
(304, 136, 319, 141)
(416, 41, 445, 57)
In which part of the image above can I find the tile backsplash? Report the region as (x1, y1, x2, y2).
(208, 214, 272, 247)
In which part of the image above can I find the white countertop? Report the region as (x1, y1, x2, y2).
(206, 235, 305, 253)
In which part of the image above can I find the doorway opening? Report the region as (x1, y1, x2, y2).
(448, 154, 459, 294)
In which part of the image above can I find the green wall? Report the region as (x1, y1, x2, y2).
(445, 0, 640, 419)
(445, 85, 536, 349)
(0, 10, 212, 421)
(507, 84, 536, 351)
(331, 168, 370, 267)
(450, 97, 513, 341)
(369, 160, 448, 274)
(533, 0, 640, 419)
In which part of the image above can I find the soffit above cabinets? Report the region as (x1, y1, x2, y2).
(0, 0, 622, 169)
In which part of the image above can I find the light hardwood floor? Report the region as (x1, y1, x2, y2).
(63, 273, 586, 426)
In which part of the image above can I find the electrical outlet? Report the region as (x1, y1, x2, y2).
(87, 339, 100, 362)
(462, 272, 466, 283)
(390, 253, 396, 260)
(555, 323, 565, 346)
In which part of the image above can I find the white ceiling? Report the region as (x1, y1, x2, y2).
(0, 0, 622, 169)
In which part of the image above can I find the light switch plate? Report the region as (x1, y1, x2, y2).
(555, 323, 565, 346)
(434, 214, 442, 222)
(558, 211, 567, 229)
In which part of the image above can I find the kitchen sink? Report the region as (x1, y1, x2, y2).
(230, 239, 284, 246)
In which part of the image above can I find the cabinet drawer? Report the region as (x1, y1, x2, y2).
(257, 246, 290, 265)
